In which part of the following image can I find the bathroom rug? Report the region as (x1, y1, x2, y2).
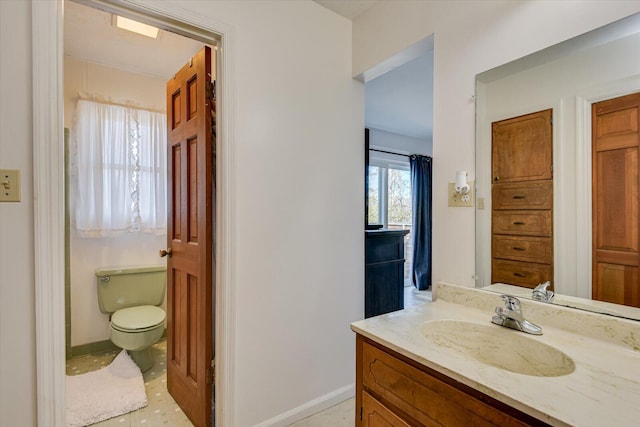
(66, 350, 147, 426)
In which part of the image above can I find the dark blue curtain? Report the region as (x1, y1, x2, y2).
(410, 155, 432, 290)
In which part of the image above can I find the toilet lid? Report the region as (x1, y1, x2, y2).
(112, 305, 166, 331)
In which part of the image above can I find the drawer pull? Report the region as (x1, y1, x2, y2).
(512, 247, 526, 251)
(512, 221, 525, 225)
(514, 272, 527, 278)
(512, 195, 526, 199)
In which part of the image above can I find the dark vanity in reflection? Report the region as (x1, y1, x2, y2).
(365, 229, 410, 318)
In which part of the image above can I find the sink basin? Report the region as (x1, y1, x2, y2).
(421, 320, 575, 377)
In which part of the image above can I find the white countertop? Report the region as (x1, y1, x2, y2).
(351, 283, 640, 426)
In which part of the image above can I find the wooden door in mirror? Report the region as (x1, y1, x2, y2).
(592, 92, 640, 308)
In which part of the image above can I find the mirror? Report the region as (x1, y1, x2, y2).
(475, 12, 640, 321)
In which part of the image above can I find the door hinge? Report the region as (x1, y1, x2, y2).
(360, 406, 363, 421)
(206, 80, 217, 102)
(206, 361, 215, 384)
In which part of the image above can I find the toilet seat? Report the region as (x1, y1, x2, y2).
(111, 305, 165, 333)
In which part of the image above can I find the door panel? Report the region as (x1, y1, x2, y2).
(166, 46, 214, 427)
(492, 109, 552, 183)
(593, 93, 640, 308)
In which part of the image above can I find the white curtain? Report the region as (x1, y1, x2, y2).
(75, 99, 167, 237)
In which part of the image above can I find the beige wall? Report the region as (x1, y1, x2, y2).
(64, 56, 167, 346)
(0, 1, 36, 426)
(354, 0, 640, 288)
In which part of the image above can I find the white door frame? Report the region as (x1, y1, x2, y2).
(32, 1, 237, 425)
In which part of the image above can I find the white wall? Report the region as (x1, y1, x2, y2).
(205, 3, 362, 424)
(0, 1, 36, 426)
(7, 1, 640, 426)
(64, 56, 167, 346)
(476, 32, 640, 297)
(5, 0, 362, 425)
(354, 0, 640, 288)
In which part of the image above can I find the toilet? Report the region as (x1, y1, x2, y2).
(96, 266, 166, 372)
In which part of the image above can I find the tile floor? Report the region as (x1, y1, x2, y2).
(66, 288, 432, 426)
(66, 339, 194, 426)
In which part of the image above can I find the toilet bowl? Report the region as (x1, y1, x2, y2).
(110, 305, 166, 371)
(96, 266, 166, 372)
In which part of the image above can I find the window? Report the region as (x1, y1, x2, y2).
(75, 99, 167, 237)
(368, 162, 413, 286)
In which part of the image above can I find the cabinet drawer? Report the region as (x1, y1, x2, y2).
(492, 259, 552, 288)
(493, 181, 552, 210)
(492, 235, 552, 264)
(361, 340, 530, 427)
(493, 211, 552, 236)
(366, 235, 405, 264)
(362, 392, 410, 427)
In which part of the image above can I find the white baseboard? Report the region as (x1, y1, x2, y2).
(252, 384, 355, 427)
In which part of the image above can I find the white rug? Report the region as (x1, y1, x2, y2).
(66, 350, 147, 427)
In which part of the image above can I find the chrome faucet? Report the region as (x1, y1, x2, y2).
(491, 295, 542, 335)
(532, 281, 554, 303)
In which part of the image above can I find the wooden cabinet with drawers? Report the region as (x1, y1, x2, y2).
(355, 335, 547, 427)
(491, 110, 553, 289)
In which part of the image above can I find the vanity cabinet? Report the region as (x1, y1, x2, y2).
(356, 335, 548, 427)
(491, 109, 553, 289)
(365, 229, 410, 318)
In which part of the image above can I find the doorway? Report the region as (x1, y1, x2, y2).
(64, 2, 215, 425)
(33, 1, 235, 425)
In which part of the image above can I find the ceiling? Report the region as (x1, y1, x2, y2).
(65, 0, 432, 142)
(64, 1, 203, 79)
(313, 0, 380, 20)
(365, 52, 434, 141)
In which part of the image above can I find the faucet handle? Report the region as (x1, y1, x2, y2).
(501, 294, 521, 311)
(533, 281, 551, 292)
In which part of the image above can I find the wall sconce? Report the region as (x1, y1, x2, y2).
(455, 170, 470, 195)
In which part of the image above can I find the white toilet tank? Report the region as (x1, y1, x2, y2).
(95, 266, 166, 314)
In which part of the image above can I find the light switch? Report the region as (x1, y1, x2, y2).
(0, 169, 21, 202)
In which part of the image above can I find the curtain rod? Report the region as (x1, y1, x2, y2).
(369, 148, 410, 158)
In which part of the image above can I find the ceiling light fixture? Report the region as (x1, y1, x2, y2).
(115, 16, 159, 39)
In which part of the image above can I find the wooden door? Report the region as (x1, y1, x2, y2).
(592, 92, 640, 307)
(165, 46, 214, 426)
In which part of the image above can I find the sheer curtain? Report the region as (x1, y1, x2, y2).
(75, 99, 167, 237)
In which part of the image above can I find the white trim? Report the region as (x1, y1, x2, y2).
(33, 1, 237, 425)
(252, 385, 354, 427)
(32, 1, 66, 425)
(576, 96, 593, 300)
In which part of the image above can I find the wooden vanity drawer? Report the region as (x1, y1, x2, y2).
(492, 259, 552, 288)
(492, 211, 552, 236)
(360, 338, 532, 427)
(362, 392, 410, 427)
(492, 235, 552, 264)
(493, 181, 552, 210)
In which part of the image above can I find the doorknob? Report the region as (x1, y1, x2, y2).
(159, 248, 173, 258)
